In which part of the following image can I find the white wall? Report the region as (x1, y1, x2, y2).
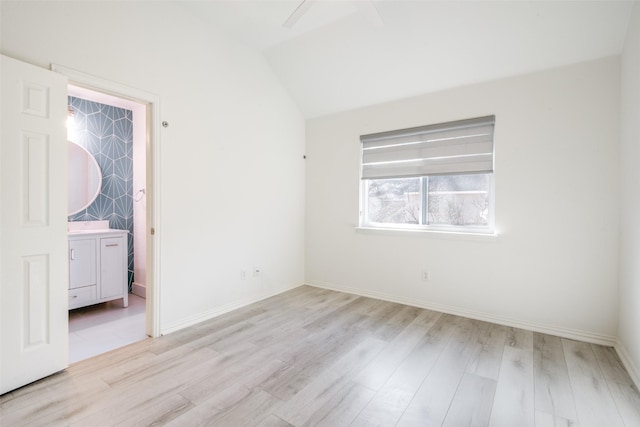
(306, 57, 621, 343)
(618, 2, 640, 385)
(0, 1, 306, 332)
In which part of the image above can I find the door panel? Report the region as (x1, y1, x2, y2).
(69, 239, 97, 289)
(1, 55, 69, 394)
(100, 237, 125, 299)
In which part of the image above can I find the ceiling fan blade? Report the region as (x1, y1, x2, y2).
(283, 0, 315, 29)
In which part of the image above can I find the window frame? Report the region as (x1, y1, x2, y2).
(358, 116, 496, 235)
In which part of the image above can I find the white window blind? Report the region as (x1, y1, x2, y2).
(361, 115, 495, 180)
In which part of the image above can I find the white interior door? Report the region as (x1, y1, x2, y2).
(1, 55, 69, 394)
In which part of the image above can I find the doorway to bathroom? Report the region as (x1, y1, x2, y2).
(66, 84, 150, 362)
(55, 68, 162, 346)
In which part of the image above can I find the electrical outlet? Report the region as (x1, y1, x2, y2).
(240, 269, 246, 280)
(421, 270, 429, 281)
(253, 267, 261, 277)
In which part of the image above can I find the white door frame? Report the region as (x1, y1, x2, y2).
(52, 64, 162, 338)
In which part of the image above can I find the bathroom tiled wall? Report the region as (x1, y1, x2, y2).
(68, 96, 134, 291)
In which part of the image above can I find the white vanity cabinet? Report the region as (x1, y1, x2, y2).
(68, 229, 128, 310)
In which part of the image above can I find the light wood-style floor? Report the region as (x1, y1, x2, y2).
(1, 285, 639, 426)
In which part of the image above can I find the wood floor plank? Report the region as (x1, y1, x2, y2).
(465, 321, 508, 380)
(592, 343, 640, 425)
(273, 371, 351, 426)
(214, 390, 284, 427)
(562, 339, 624, 427)
(185, 382, 254, 417)
(488, 346, 535, 427)
(256, 414, 295, 427)
(301, 382, 375, 427)
(533, 333, 578, 422)
(261, 328, 367, 401)
(303, 296, 370, 332)
(606, 380, 640, 426)
(70, 391, 194, 427)
(146, 306, 266, 356)
(370, 305, 424, 342)
(326, 336, 387, 378)
(2, 286, 639, 427)
(534, 410, 578, 427)
(102, 345, 224, 388)
(348, 295, 391, 315)
(66, 347, 227, 425)
(98, 344, 195, 386)
(167, 388, 282, 427)
(351, 313, 453, 427)
(506, 326, 534, 350)
(354, 309, 440, 391)
(178, 345, 287, 405)
(69, 337, 154, 376)
(396, 316, 479, 426)
(295, 291, 362, 327)
(0, 376, 112, 427)
(442, 372, 497, 427)
(591, 344, 635, 386)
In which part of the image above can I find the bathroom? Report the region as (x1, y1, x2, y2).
(67, 85, 148, 362)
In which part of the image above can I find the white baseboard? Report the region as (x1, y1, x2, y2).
(161, 284, 304, 335)
(132, 282, 146, 299)
(306, 281, 617, 347)
(615, 340, 640, 390)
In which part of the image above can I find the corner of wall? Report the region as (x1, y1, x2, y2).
(617, 0, 640, 392)
(615, 340, 640, 389)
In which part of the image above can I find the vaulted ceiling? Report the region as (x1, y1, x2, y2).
(181, 1, 634, 118)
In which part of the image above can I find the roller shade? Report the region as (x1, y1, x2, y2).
(361, 115, 495, 180)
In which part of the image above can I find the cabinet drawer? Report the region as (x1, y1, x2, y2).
(69, 286, 97, 309)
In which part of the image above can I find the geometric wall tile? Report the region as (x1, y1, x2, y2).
(87, 193, 114, 219)
(114, 117, 132, 142)
(113, 176, 127, 198)
(114, 156, 132, 180)
(109, 214, 127, 231)
(95, 152, 114, 177)
(114, 195, 132, 218)
(102, 135, 118, 160)
(102, 104, 117, 121)
(68, 96, 134, 291)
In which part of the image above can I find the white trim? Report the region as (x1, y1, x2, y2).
(306, 280, 617, 346)
(614, 340, 640, 389)
(355, 226, 500, 242)
(161, 284, 303, 335)
(132, 282, 146, 299)
(51, 64, 162, 338)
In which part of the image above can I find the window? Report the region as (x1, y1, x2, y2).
(360, 116, 495, 233)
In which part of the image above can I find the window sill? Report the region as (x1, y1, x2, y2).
(355, 226, 500, 242)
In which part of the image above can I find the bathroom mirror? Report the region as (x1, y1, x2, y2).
(68, 141, 102, 215)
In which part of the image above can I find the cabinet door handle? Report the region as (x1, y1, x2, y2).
(70, 248, 75, 260)
(105, 243, 119, 247)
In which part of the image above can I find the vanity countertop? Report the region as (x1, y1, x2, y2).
(68, 228, 127, 236)
(68, 220, 127, 236)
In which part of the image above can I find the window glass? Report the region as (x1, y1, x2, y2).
(427, 174, 490, 227)
(367, 178, 421, 225)
(362, 174, 492, 232)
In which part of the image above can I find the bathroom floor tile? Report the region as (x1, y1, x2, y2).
(69, 294, 147, 364)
